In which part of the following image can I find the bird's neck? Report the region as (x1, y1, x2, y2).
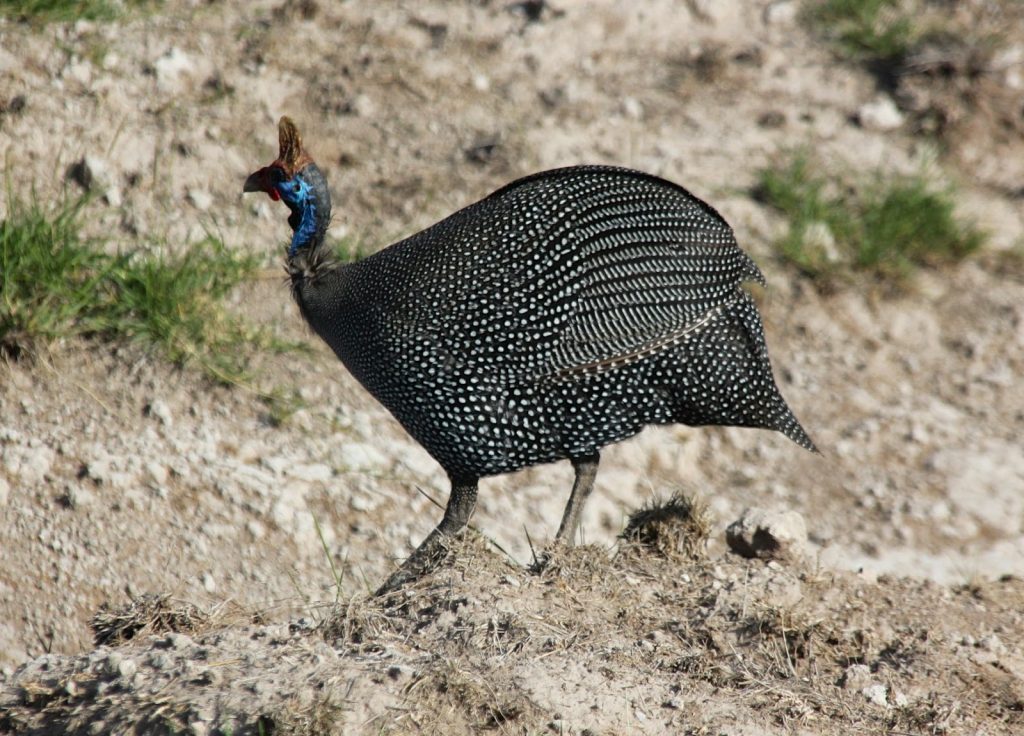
(287, 194, 330, 259)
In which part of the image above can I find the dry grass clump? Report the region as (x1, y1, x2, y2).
(90, 593, 214, 646)
(618, 491, 712, 560)
(407, 660, 543, 732)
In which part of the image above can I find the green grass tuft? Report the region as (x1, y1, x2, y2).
(1, 194, 280, 384)
(755, 153, 985, 287)
(803, 0, 917, 63)
(0, 0, 153, 23)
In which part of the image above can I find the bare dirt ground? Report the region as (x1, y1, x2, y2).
(1, 1, 1023, 733)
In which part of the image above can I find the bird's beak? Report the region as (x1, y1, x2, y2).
(243, 166, 280, 201)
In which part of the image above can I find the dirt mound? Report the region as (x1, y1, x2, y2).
(3, 525, 1023, 735)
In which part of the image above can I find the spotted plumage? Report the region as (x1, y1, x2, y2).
(245, 117, 815, 594)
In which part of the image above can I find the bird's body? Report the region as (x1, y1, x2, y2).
(292, 166, 814, 479)
(246, 118, 815, 594)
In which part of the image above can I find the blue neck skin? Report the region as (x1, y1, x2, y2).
(278, 175, 319, 257)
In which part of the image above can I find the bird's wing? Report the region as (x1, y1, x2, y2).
(488, 167, 765, 378)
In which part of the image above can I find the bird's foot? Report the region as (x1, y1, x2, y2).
(374, 529, 458, 597)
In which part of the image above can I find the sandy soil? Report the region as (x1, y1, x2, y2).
(1, 1, 1023, 733)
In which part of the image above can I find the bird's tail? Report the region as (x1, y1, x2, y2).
(673, 291, 818, 453)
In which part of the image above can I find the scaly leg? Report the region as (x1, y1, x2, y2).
(554, 452, 600, 545)
(375, 474, 479, 596)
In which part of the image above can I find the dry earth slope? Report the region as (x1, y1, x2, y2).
(1, 1, 1023, 734)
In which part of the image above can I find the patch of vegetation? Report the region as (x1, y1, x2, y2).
(0, 0, 153, 23)
(755, 153, 985, 287)
(0, 194, 288, 385)
(804, 0, 917, 64)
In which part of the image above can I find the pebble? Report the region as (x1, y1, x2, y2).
(154, 47, 194, 90)
(67, 155, 111, 191)
(147, 400, 173, 427)
(146, 461, 168, 486)
(166, 633, 194, 650)
(187, 188, 213, 211)
(0, 476, 9, 506)
(764, 1, 798, 25)
(862, 683, 889, 707)
(841, 663, 873, 690)
(621, 97, 643, 120)
(65, 484, 96, 509)
(857, 95, 904, 131)
(978, 633, 1006, 655)
(725, 507, 809, 562)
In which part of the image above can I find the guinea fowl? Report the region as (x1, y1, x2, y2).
(244, 117, 816, 595)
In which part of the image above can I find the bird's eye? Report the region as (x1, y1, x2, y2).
(293, 182, 301, 193)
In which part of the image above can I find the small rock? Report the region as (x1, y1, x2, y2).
(166, 632, 193, 650)
(862, 683, 889, 707)
(66, 59, 92, 86)
(764, 1, 798, 25)
(146, 461, 168, 486)
(348, 93, 375, 118)
(841, 663, 873, 690)
(187, 188, 213, 211)
(979, 633, 1006, 655)
(892, 689, 909, 707)
(64, 484, 96, 509)
(67, 155, 111, 191)
(146, 400, 173, 427)
(153, 47, 194, 90)
(857, 95, 904, 131)
(726, 507, 809, 562)
(147, 652, 172, 669)
(621, 97, 643, 120)
(0, 476, 9, 506)
(118, 658, 137, 680)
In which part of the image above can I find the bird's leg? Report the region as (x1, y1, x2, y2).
(375, 474, 479, 596)
(554, 452, 600, 545)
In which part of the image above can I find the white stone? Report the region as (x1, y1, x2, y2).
(147, 399, 173, 427)
(726, 507, 809, 562)
(154, 47, 194, 90)
(764, 1, 798, 25)
(862, 683, 889, 707)
(842, 663, 872, 690)
(187, 188, 213, 211)
(146, 462, 168, 486)
(858, 95, 905, 131)
(0, 476, 8, 506)
(621, 97, 643, 120)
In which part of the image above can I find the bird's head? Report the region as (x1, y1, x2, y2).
(244, 116, 332, 258)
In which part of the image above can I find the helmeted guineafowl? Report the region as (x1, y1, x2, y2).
(244, 117, 816, 594)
